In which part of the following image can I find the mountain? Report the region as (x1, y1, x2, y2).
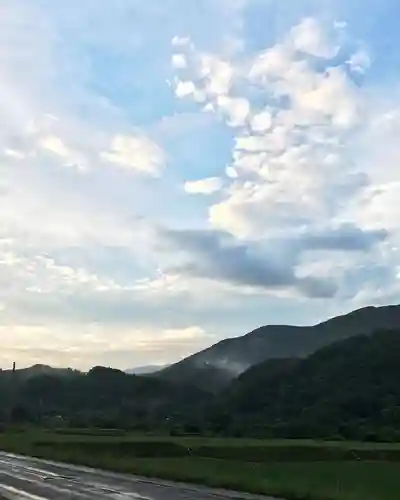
(1, 364, 79, 380)
(2, 327, 400, 441)
(156, 304, 400, 392)
(125, 365, 167, 375)
(213, 329, 400, 440)
(0, 366, 211, 427)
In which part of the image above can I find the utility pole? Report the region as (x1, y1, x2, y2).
(7, 362, 17, 426)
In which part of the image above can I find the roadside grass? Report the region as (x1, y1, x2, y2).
(0, 428, 399, 500)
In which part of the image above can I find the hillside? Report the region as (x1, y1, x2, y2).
(212, 329, 400, 440)
(0, 366, 211, 428)
(156, 304, 400, 392)
(2, 328, 400, 441)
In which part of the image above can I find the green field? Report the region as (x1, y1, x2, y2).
(1, 428, 400, 500)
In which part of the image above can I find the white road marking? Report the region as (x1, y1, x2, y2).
(0, 484, 47, 499)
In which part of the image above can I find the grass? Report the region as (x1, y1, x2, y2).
(0, 428, 400, 500)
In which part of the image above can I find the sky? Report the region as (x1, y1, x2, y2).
(1, 0, 400, 370)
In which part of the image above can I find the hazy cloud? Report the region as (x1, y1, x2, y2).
(184, 177, 223, 194)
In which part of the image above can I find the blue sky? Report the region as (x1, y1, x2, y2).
(1, 0, 400, 370)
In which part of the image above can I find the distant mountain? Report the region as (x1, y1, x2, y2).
(156, 304, 400, 392)
(1, 364, 79, 380)
(125, 365, 167, 375)
(214, 329, 400, 440)
(2, 330, 400, 441)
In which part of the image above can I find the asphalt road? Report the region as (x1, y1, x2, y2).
(0, 452, 276, 500)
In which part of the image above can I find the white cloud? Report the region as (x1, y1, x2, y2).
(289, 17, 339, 58)
(360, 183, 400, 230)
(226, 166, 238, 178)
(102, 135, 165, 176)
(200, 55, 234, 96)
(0, 163, 139, 248)
(250, 111, 273, 133)
(4, 149, 26, 160)
(339, 109, 400, 237)
(217, 96, 250, 127)
(249, 44, 293, 81)
(37, 134, 87, 171)
(171, 53, 187, 69)
(172, 35, 191, 47)
(184, 177, 223, 194)
(293, 67, 359, 129)
(39, 135, 71, 158)
(173, 19, 366, 241)
(0, 245, 126, 301)
(171, 17, 399, 305)
(346, 49, 371, 74)
(172, 43, 236, 108)
(175, 80, 197, 98)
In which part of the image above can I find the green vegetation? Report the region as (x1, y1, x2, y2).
(2, 329, 400, 441)
(0, 365, 212, 431)
(157, 304, 400, 391)
(215, 330, 400, 441)
(2, 307, 400, 498)
(1, 429, 400, 500)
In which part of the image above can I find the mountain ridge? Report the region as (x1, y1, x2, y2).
(3, 304, 399, 393)
(213, 328, 400, 439)
(125, 365, 167, 375)
(155, 304, 400, 391)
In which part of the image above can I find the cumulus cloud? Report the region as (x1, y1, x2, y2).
(102, 135, 165, 176)
(171, 16, 398, 305)
(289, 17, 339, 58)
(171, 53, 187, 69)
(184, 177, 223, 194)
(172, 18, 365, 240)
(175, 80, 197, 98)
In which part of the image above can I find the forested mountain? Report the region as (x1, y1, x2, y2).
(210, 329, 400, 440)
(155, 304, 400, 391)
(2, 305, 400, 442)
(0, 366, 211, 429)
